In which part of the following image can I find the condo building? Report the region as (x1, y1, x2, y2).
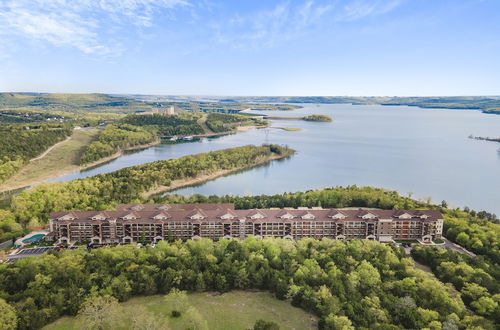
(47, 204, 443, 245)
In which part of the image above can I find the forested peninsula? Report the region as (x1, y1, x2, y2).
(4, 144, 293, 231)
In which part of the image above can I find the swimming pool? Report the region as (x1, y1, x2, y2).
(22, 233, 46, 243)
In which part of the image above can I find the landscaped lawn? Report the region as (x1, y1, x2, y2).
(43, 291, 317, 330)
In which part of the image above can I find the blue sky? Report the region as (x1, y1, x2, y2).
(0, 0, 499, 96)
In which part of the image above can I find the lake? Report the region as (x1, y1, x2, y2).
(51, 104, 500, 214)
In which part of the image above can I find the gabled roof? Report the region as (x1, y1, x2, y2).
(327, 209, 346, 218)
(122, 211, 140, 220)
(152, 212, 170, 220)
(130, 204, 144, 211)
(247, 209, 267, 219)
(91, 212, 107, 220)
(356, 209, 379, 219)
(58, 212, 77, 220)
(299, 211, 315, 219)
(217, 209, 238, 219)
(276, 209, 295, 219)
(187, 209, 208, 219)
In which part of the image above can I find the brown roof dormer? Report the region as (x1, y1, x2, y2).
(152, 212, 171, 220)
(122, 211, 140, 220)
(187, 209, 207, 220)
(327, 209, 347, 219)
(247, 210, 266, 219)
(276, 209, 295, 219)
(130, 205, 144, 211)
(217, 209, 238, 220)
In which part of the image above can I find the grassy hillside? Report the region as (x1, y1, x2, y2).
(43, 291, 317, 330)
(0, 129, 100, 192)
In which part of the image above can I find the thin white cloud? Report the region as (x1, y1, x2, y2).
(339, 0, 403, 21)
(211, 0, 403, 50)
(0, 0, 190, 56)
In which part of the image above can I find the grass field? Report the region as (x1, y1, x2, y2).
(0, 129, 99, 192)
(44, 291, 317, 330)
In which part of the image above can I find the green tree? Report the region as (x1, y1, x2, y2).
(164, 289, 190, 317)
(456, 232, 470, 246)
(130, 306, 164, 330)
(76, 295, 122, 330)
(0, 298, 17, 330)
(184, 307, 208, 330)
(470, 296, 498, 316)
(254, 319, 280, 330)
(323, 314, 355, 330)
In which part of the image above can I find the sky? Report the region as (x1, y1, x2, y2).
(0, 0, 499, 96)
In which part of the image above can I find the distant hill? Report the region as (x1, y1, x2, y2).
(223, 96, 500, 113)
(0, 93, 153, 113)
(2, 93, 500, 114)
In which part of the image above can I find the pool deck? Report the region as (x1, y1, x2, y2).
(15, 231, 48, 248)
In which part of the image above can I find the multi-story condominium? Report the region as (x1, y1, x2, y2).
(47, 204, 443, 245)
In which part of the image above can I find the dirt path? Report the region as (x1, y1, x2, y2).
(197, 113, 212, 134)
(29, 136, 72, 162)
(0, 130, 99, 192)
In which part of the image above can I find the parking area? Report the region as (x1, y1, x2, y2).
(5, 246, 79, 263)
(16, 247, 55, 255)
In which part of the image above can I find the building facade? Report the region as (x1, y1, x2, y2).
(47, 204, 443, 244)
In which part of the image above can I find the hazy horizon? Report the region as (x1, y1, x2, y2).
(3, 91, 500, 98)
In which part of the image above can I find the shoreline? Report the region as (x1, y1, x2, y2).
(142, 152, 293, 198)
(80, 139, 162, 169)
(0, 125, 265, 194)
(0, 139, 161, 193)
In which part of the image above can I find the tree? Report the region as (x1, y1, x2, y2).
(356, 260, 381, 290)
(0, 298, 17, 330)
(323, 314, 354, 330)
(164, 289, 190, 317)
(455, 232, 470, 246)
(184, 307, 208, 330)
(167, 229, 174, 242)
(76, 295, 122, 330)
(140, 232, 147, 245)
(254, 319, 280, 330)
(130, 306, 164, 330)
(470, 296, 498, 317)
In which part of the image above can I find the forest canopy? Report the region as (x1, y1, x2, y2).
(1, 237, 492, 330)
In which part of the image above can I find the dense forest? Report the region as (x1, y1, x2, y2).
(8, 144, 293, 228)
(412, 247, 499, 325)
(120, 114, 205, 136)
(303, 114, 333, 122)
(205, 113, 266, 133)
(1, 237, 494, 330)
(0, 124, 72, 184)
(79, 124, 158, 165)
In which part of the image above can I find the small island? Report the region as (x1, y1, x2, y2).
(302, 114, 333, 122)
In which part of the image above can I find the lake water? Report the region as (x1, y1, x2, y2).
(51, 104, 500, 214)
